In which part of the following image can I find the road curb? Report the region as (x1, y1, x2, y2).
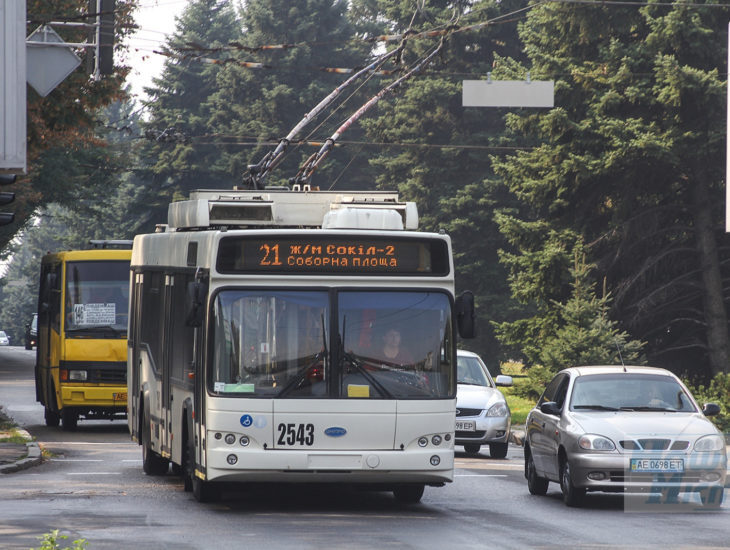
(0, 429, 42, 474)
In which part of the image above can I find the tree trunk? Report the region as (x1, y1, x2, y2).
(691, 178, 729, 376)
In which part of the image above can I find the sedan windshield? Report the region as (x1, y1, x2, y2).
(456, 355, 493, 387)
(570, 374, 696, 412)
(209, 289, 454, 399)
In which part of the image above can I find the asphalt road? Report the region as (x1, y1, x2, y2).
(0, 346, 727, 550)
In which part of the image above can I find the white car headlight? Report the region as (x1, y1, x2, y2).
(487, 402, 509, 417)
(578, 434, 616, 451)
(693, 435, 725, 452)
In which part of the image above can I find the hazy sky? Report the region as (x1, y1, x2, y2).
(124, 0, 189, 99)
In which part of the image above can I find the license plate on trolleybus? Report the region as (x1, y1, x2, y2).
(455, 420, 475, 432)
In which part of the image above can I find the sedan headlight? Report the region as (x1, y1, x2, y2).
(487, 402, 509, 417)
(693, 435, 725, 452)
(578, 434, 616, 451)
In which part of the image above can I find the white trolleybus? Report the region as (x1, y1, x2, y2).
(127, 188, 475, 502)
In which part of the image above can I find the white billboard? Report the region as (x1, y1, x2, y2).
(463, 78, 554, 108)
(0, 0, 27, 174)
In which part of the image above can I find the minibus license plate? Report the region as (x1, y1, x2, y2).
(455, 420, 475, 432)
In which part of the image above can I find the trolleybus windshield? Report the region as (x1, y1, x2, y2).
(64, 260, 130, 338)
(210, 290, 454, 399)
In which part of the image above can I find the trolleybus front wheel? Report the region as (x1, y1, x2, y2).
(392, 484, 425, 504)
(192, 476, 219, 503)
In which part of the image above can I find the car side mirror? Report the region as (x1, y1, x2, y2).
(702, 403, 721, 416)
(495, 375, 513, 387)
(540, 401, 561, 416)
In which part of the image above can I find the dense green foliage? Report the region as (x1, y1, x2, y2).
(493, 1, 730, 377)
(686, 373, 730, 434)
(2, 1, 729, 383)
(1, 0, 138, 254)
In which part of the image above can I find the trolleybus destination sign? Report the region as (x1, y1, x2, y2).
(217, 235, 449, 275)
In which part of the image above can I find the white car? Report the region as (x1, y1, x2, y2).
(456, 350, 513, 458)
(0, 330, 9, 345)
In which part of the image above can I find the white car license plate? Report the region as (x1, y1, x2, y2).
(630, 458, 684, 473)
(455, 420, 475, 432)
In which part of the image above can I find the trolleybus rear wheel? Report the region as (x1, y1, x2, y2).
(141, 413, 169, 475)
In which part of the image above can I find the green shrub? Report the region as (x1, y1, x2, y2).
(686, 373, 730, 434)
(511, 364, 553, 401)
(32, 530, 87, 550)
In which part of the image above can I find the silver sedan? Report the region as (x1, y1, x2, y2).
(455, 350, 513, 458)
(524, 365, 727, 508)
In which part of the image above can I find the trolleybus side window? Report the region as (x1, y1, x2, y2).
(170, 273, 195, 384)
(140, 270, 164, 374)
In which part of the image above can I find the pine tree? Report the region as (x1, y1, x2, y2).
(139, 0, 243, 225)
(492, 1, 730, 377)
(351, 0, 529, 366)
(538, 250, 645, 371)
(205, 0, 372, 190)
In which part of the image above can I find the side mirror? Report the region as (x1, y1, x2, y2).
(455, 290, 476, 339)
(495, 375, 513, 387)
(702, 403, 721, 416)
(540, 401, 561, 416)
(185, 281, 208, 327)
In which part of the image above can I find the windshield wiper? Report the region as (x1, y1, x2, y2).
(66, 325, 125, 336)
(619, 406, 677, 412)
(341, 351, 394, 399)
(573, 404, 619, 411)
(278, 314, 328, 398)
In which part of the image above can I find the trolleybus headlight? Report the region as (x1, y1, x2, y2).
(444, 434, 451, 442)
(418, 437, 428, 447)
(239, 436, 250, 447)
(214, 432, 222, 440)
(430, 455, 441, 466)
(224, 434, 236, 445)
(226, 454, 238, 465)
(431, 435, 442, 446)
(69, 370, 87, 381)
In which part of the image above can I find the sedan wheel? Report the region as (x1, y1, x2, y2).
(699, 487, 724, 509)
(489, 442, 509, 459)
(463, 444, 481, 455)
(525, 451, 549, 496)
(560, 459, 585, 507)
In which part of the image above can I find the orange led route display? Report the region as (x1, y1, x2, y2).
(217, 236, 450, 276)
